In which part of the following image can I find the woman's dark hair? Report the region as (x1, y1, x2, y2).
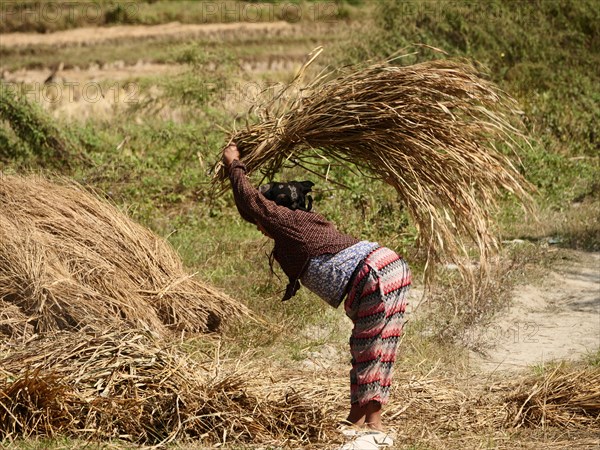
(258, 180, 314, 211)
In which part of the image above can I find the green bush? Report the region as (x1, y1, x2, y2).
(338, 0, 599, 211)
(0, 83, 83, 171)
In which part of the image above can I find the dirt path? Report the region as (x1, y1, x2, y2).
(0, 21, 307, 48)
(473, 250, 600, 372)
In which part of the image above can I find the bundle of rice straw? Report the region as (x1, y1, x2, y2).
(216, 49, 533, 276)
(0, 174, 250, 339)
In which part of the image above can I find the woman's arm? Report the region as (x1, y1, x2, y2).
(222, 143, 252, 223)
(222, 143, 285, 227)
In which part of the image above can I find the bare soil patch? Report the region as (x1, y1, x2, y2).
(473, 250, 600, 372)
(0, 21, 307, 48)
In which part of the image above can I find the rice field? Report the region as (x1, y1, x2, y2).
(1, 1, 598, 449)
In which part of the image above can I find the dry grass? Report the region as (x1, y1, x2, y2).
(0, 333, 597, 448)
(504, 365, 600, 429)
(215, 50, 534, 281)
(0, 173, 250, 340)
(0, 331, 339, 446)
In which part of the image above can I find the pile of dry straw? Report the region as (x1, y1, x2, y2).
(217, 50, 533, 275)
(0, 174, 249, 340)
(1, 331, 597, 446)
(0, 331, 338, 445)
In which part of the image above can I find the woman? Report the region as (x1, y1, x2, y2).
(222, 143, 411, 449)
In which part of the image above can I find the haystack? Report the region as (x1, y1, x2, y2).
(216, 51, 534, 275)
(0, 173, 249, 339)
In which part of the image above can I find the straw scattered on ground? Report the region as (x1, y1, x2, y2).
(0, 173, 250, 340)
(0, 331, 339, 446)
(503, 365, 600, 429)
(1, 331, 597, 447)
(216, 51, 534, 279)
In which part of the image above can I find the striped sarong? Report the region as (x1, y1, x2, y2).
(344, 246, 411, 406)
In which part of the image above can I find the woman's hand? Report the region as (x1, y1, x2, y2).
(222, 142, 240, 167)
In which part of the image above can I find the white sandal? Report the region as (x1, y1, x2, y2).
(337, 430, 394, 450)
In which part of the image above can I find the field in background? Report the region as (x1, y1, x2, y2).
(1, 1, 598, 449)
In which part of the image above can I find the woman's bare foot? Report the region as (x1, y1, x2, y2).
(346, 401, 384, 431)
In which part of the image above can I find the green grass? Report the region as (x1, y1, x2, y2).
(3, 439, 141, 449)
(1, 2, 599, 447)
(0, 83, 82, 170)
(586, 348, 600, 367)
